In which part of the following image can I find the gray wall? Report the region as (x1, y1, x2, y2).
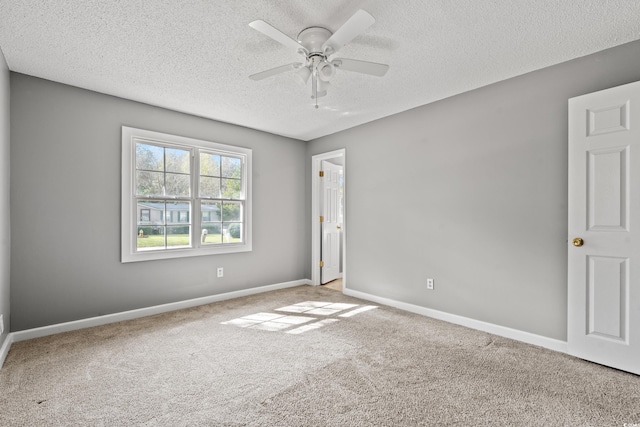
(0, 47, 9, 345)
(10, 74, 307, 331)
(307, 39, 640, 341)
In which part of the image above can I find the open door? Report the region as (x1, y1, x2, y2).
(568, 80, 640, 375)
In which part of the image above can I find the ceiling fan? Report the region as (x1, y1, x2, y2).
(248, 9, 389, 108)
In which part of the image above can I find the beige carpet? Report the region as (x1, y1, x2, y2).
(1, 285, 638, 426)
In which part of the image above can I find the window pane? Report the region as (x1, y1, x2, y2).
(165, 173, 190, 197)
(136, 171, 164, 196)
(165, 147, 190, 174)
(222, 201, 242, 222)
(200, 176, 221, 198)
(225, 223, 242, 242)
(200, 153, 221, 177)
(222, 156, 242, 179)
(167, 226, 191, 248)
(221, 178, 241, 199)
(201, 201, 221, 222)
(137, 200, 166, 226)
(201, 201, 222, 245)
(201, 222, 222, 245)
(166, 202, 191, 224)
(136, 143, 163, 171)
(136, 226, 165, 251)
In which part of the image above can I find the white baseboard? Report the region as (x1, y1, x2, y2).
(10, 279, 311, 345)
(3, 280, 567, 371)
(0, 333, 13, 368)
(344, 288, 568, 354)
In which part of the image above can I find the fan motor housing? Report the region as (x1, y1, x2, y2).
(297, 27, 332, 54)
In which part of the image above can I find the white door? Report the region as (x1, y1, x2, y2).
(568, 80, 640, 375)
(321, 160, 342, 284)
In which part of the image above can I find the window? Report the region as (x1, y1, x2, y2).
(121, 127, 252, 262)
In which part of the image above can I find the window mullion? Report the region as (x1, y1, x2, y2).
(162, 146, 167, 198)
(192, 148, 201, 249)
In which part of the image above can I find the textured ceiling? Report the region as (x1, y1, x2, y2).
(1, 1, 639, 141)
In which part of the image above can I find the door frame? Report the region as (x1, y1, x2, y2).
(311, 149, 346, 287)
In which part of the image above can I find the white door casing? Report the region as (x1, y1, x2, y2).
(321, 160, 342, 284)
(568, 80, 640, 375)
(311, 149, 346, 287)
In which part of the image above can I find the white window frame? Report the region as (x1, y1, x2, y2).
(121, 126, 252, 263)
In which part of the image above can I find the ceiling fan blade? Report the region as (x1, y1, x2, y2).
(249, 63, 302, 81)
(322, 9, 375, 54)
(249, 20, 303, 51)
(333, 58, 389, 77)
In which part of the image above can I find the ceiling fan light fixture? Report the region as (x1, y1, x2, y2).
(317, 61, 335, 82)
(317, 79, 330, 93)
(294, 66, 311, 85)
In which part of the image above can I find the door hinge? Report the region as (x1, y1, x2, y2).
(319, 216, 324, 222)
(319, 261, 324, 267)
(319, 170, 324, 177)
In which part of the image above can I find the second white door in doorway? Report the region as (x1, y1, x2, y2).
(321, 160, 342, 284)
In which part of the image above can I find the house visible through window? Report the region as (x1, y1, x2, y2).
(121, 127, 252, 263)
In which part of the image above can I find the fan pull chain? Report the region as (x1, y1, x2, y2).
(313, 67, 319, 109)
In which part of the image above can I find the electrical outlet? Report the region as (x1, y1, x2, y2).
(0, 314, 4, 334)
(427, 278, 434, 290)
(217, 267, 224, 278)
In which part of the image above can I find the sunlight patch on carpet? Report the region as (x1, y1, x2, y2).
(286, 319, 340, 335)
(221, 314, 317, 332)
(339, 305, 378, 317)
(221, 302, 378, 334)
(275, 301, 359, 315)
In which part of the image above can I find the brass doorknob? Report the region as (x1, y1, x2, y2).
(336, 225, 342, 230)
(572, 237, 584, 247)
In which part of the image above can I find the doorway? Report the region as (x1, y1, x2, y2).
(311, 149, 346, 288)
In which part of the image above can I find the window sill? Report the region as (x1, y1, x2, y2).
(121, 242, 253, 263)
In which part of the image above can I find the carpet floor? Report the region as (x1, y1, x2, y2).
(0, 285, 638, 426)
